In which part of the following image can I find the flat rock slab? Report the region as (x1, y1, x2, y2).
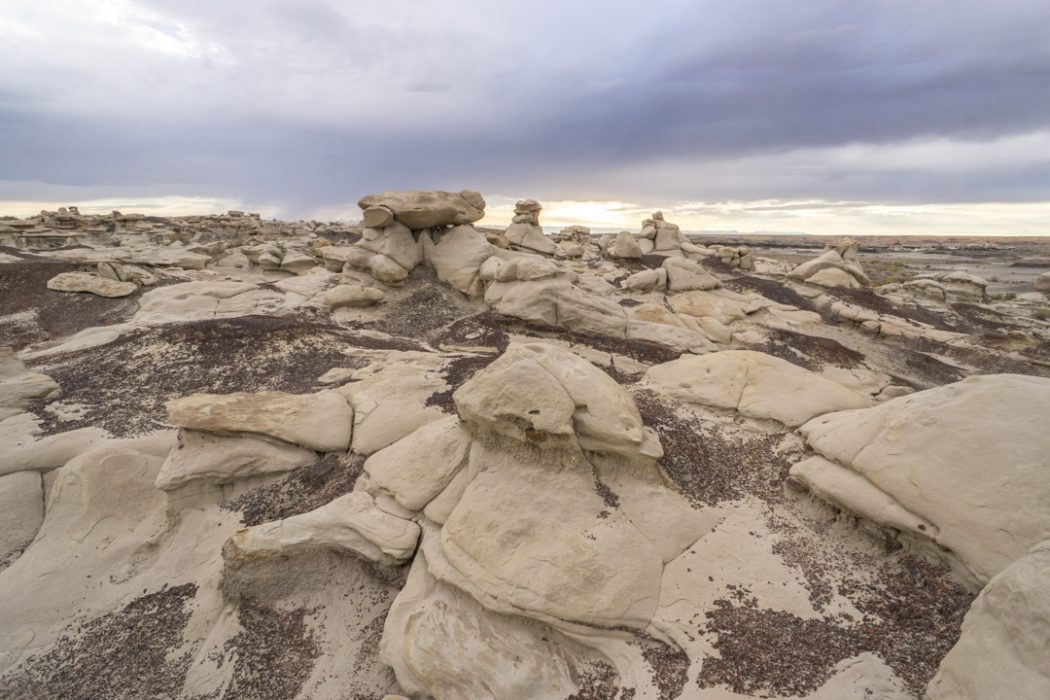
(800, 374, 1050, 584)
(47, 272, 136, 298)
(358, 190, 485, 229)
(645, 350, 869, 427)
(166, 390, 353, 452)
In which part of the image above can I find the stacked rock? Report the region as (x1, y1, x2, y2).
(788, 238, 870, 288)
(340, 190, 487, 285)
(504, 199, 554, 255)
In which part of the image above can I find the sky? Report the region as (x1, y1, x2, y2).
(2, 0, 1049, 236)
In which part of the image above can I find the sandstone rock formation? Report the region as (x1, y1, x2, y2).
(794, 374, 1050, 586)
(788, 239, 870, 287)
(2, 191, 1050, 699)
(357, 190, 486, 229)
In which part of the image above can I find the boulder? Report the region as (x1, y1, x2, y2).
(609, 231, 642, 258)
(166, 390, 353, 452)
(278, 250, 317, 274)
(0, 349, 59, 421)
(336, 353, 449, 455)
(358, 190, 485, 229)
(422, 225, 494, 295)
(323, 284, 385, 308)
(46, 271, 136, 298)
(364, 415, 472, 511)
(662, 257, 721, 291)
(155, 430, 316, 491)
(622, 268, 666, 292)
(356, 222, 423, 271)
(362, 205, 394, 229)
(505, 223, 555, 255)
(224, 491, 420, 566)
(439, 442, 665, 628)
(1035, 271, 1050, 294)
(798, 374, 1050, 585)
(928, 541, 1050, 699)
(0, 471, 44, 563)
(380, 549, 597, 699)
(806, 266, 861, 288)
(644, 350, 869, 426)
(453, 342, 651, 456)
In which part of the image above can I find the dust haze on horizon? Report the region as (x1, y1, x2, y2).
(2, 0, 1050, 237)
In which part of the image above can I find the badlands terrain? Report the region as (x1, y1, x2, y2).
(1, 191, 1049, 700)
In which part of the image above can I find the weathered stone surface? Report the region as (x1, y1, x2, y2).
(454, 342, 649, 456)
(609, 231, 642, 258)
(422, 225, 494, 294)
(47, 271, 136, 298)
(645, 350, 869, 426)
(799, 374, 1050, 585)
(362, 205, 394, 228)
(323, 284, 385, 308)
(336, 353, 449, 455)
(928, 541, 1050, 699)
(0, 471, 43, 563)
(381, 549, 595, 699)
(662, 257, 721, 291)
(155, 430, 316, 491)
(439, 443, 665, 627)
(364, 415, 472, 511)
(0, 349, 59, 421)
(358, 189, 485, 229)
(166, 390, 353, 452)
(225, 491, 420, 565)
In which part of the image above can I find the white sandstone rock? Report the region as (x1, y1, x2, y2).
(364, 415, 472, 511)
(155, 430, 316, 491)
(0, 471, 44, 562)
(928, 540, 1050, 699)
(644, 350, 869, 426)
(225, 491, 420, 566)
(166, 390, 353, 452)
(799, 374, 1050, 585)
(46, 271, 137, 298)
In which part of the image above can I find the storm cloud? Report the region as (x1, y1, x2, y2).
(2, 0, 1049, 229)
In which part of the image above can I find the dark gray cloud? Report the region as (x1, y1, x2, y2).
(2, 0, 1049, 217)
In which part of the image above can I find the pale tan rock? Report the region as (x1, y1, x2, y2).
(422, 225, 494, 294)
(155, 430, 316, 491)
(380, 550, 595, 699)
(225, 491, 420, 565)
(609, 231, 642, 258)
(928, 541, 1050, 699)
(358, 189, 485, 229)
(440, 443, 664, 628)
(662, 257, 721, 291)
(0, 471, 43, 562)
(356, 222, 422, 271)
(799, 374, 1050, 584)
(166, 390, 353, 452)
(323, 284, 385, 308)
(807, 266, 861, 288)
(644, 350, 869, 427)
(453, 343, 649, 456)
(336, 352, 449, 455)
(362, 205, 394, 228)
(1035, 271, 1050, 293)
(278, 250, 317, 274)
(0, 349, 59, 421)
(46, 271, 136, 298)
(505, 222, 555, 255)
(364, 415, 472, 511)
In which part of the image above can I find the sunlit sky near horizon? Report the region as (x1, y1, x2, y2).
(2, 1, 1049, 236)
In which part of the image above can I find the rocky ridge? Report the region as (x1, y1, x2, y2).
(1, 190, 1049, 699)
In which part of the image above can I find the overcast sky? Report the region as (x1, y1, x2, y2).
(2, 0, 1049, 235)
